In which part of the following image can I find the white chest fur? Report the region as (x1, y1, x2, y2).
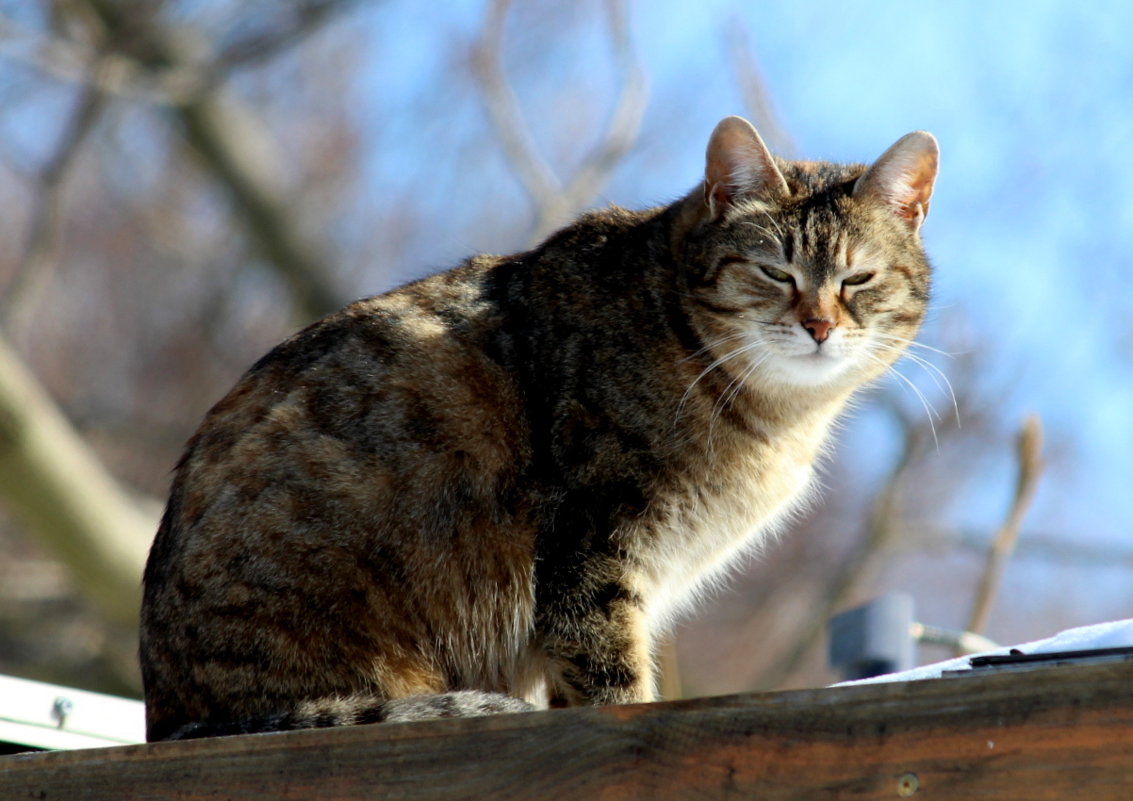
(634, 415, 836, 637)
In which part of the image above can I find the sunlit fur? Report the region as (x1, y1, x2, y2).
(140, 117, 938, 740)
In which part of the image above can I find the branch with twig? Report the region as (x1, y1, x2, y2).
(3, 69, 108, 332)
(0, 10, 202, 104)
(962, 414, 1045, 643)
(725, 18, 795, 158)
(67, 0, 350, 320)
(0, 332, 157, 628)
(0, 15, 155, 634)
(1, 2, 357, 104)
(472, 0, 648, 245)
(0, 1, 356, 641)
(173, 92, 346, 319)
(211, 1, 360, 73)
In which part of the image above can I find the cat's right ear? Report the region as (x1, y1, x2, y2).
(853, 131, 939, 231)
(703, 116, 789, 218)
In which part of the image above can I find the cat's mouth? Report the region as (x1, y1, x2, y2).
(784, 338, 840, 360)
(766, 343, 856, 387)
(801, 344, 832, 358)
(794, 348, 846, 369)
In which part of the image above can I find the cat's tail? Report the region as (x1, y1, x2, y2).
(165, 690, 535, 740)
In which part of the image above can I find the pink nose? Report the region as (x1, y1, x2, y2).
(802, 318, 834, 344)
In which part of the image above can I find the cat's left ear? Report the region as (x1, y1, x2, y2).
(854, 132, 939, 231)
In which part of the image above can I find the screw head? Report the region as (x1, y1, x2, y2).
(896, 773, 919, 796)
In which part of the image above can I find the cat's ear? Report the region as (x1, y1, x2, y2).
(854, 131, 939, 231)
(703, 116, 789, 216)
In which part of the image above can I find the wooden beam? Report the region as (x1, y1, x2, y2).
(3, 661, 1132, 799)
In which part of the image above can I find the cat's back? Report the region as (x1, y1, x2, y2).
(139, 257, 539, 740)
(162, 257, 526, 538)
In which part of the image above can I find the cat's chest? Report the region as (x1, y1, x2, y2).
(633, 427, 827, 632)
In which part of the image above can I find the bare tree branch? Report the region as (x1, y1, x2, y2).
(0, 1, 355, 644)
(174, 93, 346, 319)
(547, 0, 647, 239)
(68, 0, 349, 320)
(472, 0, 647, 245)
(0, 17, 157, 635)
(963, 414, 1045, 640)
(212, 0, 359, 73)
(2, 72, 108, 331)
(726, 18, 795, 158)
(0, 11, 204, 104)
(0, 332, 157, 628)
(926, 525, 1133, 568)
(1, 2, 357, 103)
(471, 0, 562, 219)
(5, 0, 354, 319)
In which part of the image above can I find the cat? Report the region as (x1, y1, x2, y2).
(139, 115, 938, 741)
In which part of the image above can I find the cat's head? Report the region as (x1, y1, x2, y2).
(676, 116, 938, 395)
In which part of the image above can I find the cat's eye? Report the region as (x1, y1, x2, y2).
(842, 272, 875, 287)
(759, 265, 794, 284)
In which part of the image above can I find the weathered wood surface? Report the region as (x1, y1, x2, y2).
(3, 660, 1132, 800)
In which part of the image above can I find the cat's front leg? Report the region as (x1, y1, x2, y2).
(537, 575, 656, 708)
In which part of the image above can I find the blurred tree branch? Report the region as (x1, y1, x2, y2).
(75, 0, 352, 320)
(173, 94, 345, 318)
(3, 2, 354, 319)
(726, 18, 795, 158)
(0, 6, 199, 103)
(2, 72, 108, 331)
(963, 414, 1044, 641)
(2, 2, 361, 98)
(472, 0, 647, 245)
(0, 10, 153, 634)
(0, 333, 156, 628)
(937, 526, 1133, 567)
(211, 1, 357, 73)
(0, 1, 357, 643)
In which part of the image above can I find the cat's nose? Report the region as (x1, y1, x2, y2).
(802, 318, 834, 344)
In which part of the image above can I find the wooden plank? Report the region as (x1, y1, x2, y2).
(2, 660, 1132, 800)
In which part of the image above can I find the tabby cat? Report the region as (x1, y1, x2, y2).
(140, 116, 938, 741)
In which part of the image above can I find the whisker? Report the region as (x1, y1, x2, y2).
(679, 330, 750, 365)
(676, 337, 771, 423)
(871, 332, 960, 359)
(708, 351, 771, 448)
(871, 343, 948, 390)
(869, 338, 961, 427)
(862, 351, 942, 451)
